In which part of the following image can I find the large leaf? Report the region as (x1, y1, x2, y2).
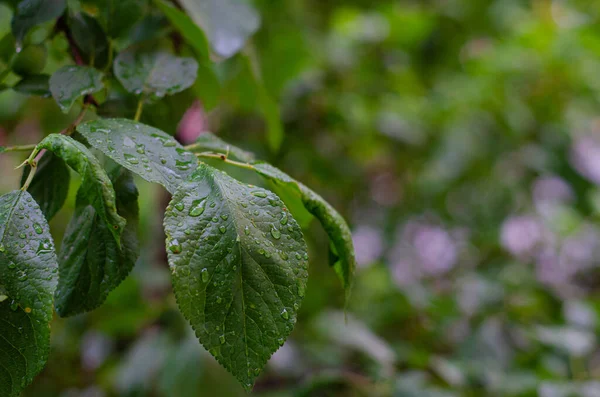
(49, 65, 104, 113)
(11, 0, 66, 48)
(253, 163, 355, 297)
(36, 134, 126, 243)
(154, 0, 209, 59)
(77, 118, 198, 194)
(0, 190, 58, 397)
(163, 163, 308, 390)
(178, 0, 260, 59)
(114, 48, 198, 99)
(188, 131, 255, 162)
(54, 167, 139, 316)
(20, 152, 70, 220)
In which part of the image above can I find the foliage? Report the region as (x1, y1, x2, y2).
(0, 0, 355, 394)
(2, 0, 600, 396)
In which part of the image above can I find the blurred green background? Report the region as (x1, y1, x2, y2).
(3, 0, 600, 396)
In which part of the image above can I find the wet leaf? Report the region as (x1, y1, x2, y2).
(36, 134, 126, 244)
(0, 190, 58, 397)
(178, 0, 260, 59)
(55, 167, 139, 316)
(163, 163, 308, 391)
(77, 118, 199, 194)
(49, 65, 104, 113)
(20, 152, 70, 220)
(11, 0, 66, 47)
(253, 163, 355, 298)
(113, 48, 198, 99)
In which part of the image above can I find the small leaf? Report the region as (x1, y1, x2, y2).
(49, 65, 104, 113)
(36, 134, 126, 243)
(0, 190, 58, 397)
(68, 12, 109, 68)
(154, 0, 209, 59)
(55, 167, 139, 316)
(114, 48, 198, 99)
(164, 163, 308, 390)
(189, 132, 255, 163)
(93, 0, 146, 39)
(20, 152, 70, 220)
(12, 73, 51, 97)
(178, 0, 260, 59)
(77, 118, 198, 193)
(11, 0, 66, 48)
(253, 163, 356, 297)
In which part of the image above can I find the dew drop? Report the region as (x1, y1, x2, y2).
(174, 202, 184, 212)
(280, 308, 289, 320)
(18, 233, 26, 239)
(33, 223, 43, 234)
(280, 213, 288, 225)
(219, 226, 226, 234)
(244, 226, 250, 235)
(270, 226, 281, 240)
(136, 144, 146, 154)
(219, 335, 225, 344)
(168, 239, 182, 254)
(201, 268, 209, 282)
(124, 154, 139, 165)
(220, 214, 229, 221)
(251, 191, 267, 198)
(189, 199, 206, 217)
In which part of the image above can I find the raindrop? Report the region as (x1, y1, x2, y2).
(280, 308, 289, 320)
(168, 239, 182, 254)
(174, 202, 184, 212)
(189, 199, 206, 217)
(33, 223, 43, 234)
(18, 233, 26, 239)
(201, 268, 209, 282)
(219, 335, 226, 344)
(270, 226, 281, 240)
(244, 226, 250, 235)
(124, 154, 139, 165)
(219, 226, 226, 234)
(252, 191, 267, 198)
(160, 157, 167, 165)
(220, 214, 229, 221)
(136, 144, 146, 154)
(280, 213, 288, 225)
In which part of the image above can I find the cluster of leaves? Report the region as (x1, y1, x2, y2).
(0, 0, 355, 395)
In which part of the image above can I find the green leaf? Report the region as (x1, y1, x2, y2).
(93, 0, 145, 39)
(12, 73, 50, 97)
(11, 0, 66, 48)
(253, 163, 355, 297)
(49, 65, 104, 113)
(113, 48, 198, 99)
(20, 152, 70, 220)
(0, 190, 58, 397)
(186, 136, 312, 227)
(68, 12, 109, 68)
(77, 118, 198, 194)
(55, 166, 139, 316)
(36, 134, 126, 243)
(164, 163, 308, 391)
(178, 0, 260, 59)
(189, 132, 255, 163)
(154, 0, 209, 59)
